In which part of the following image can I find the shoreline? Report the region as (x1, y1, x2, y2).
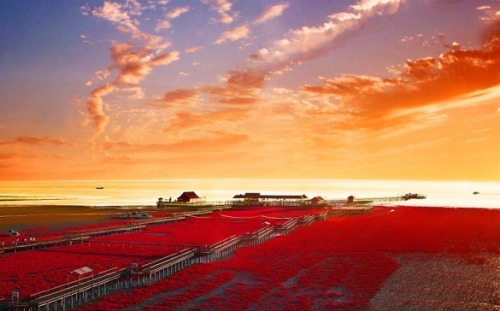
(1, 203, 498, 235)
(1, 202, 498, 210)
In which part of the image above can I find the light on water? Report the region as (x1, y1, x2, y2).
(0, 179, 498, 209)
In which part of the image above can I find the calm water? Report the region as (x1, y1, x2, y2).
(0, 179, 498, 209)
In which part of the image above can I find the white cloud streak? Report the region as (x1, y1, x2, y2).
(254, 3, 289, 24)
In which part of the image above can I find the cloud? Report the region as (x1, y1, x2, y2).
(150, 1, 408, 138)
(154, 6, 189, 33)
(155, 20, 171, 32)
(249, 0, 404, 70)
(0, 136, 72, 146)
(203, 68, 266, 105)
(185, 45, 204, 53)
(83, 1, 178, 137)
(167, 108, 249, 133)
(151, 69, 266, 135)
(91, 1, 130, 24)
(215, 24, 250, 44)
(160, 88, 199, 105)
(86, 83, 116, 132)
(202, 0, 237, 24)
(254, 3, 289, 24)
(477, 5, 500, 23)
(165, 6, 190, 19)
(350, 0, 402, 14)
(139, 0, 410, 147)
(301, 25, 500, 129)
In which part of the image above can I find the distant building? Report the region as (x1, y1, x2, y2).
(347, 195, 355, 204)
(233, 193, 308, 206)
(177, 191, 202, 203)
(311, 196, 325, 205)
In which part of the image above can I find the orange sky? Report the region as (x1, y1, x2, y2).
(0, 0, 499, 181)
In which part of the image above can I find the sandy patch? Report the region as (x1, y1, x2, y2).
(368, 253, 500, 310)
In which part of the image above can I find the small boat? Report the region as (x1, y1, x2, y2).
(473, 191, 479, 195)
(96, 186, 104, 190)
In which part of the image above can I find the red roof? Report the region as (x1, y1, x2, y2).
(177, 191, 200, 202)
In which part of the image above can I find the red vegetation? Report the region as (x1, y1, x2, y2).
(1, 206, 498, 309)
(77, 206, 499, 310)
(0, 207, 322, 300)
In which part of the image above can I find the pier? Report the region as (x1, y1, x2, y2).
(0, 192, 425, 310)
(0, 207, 349, 311)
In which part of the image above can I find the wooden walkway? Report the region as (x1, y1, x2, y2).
(0, 215, 188, 256)
(0, 206, 372, 311)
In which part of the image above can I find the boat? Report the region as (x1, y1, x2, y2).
(473, 191, 479, 195)
(96, 186, 104, 190)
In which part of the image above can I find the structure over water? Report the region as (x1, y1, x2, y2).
(233, 193, 309, 207)
(157, 191, 208, 208)
(177, 191, 202, 203)
(157, 190, 426, 209)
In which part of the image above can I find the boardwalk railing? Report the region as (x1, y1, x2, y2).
(201, 235, 242, 263)
(29, 267, 124, 311)
(298, 215, 315, 226)
(129, 248, 197, 286)
(0, 215, 189, 256)
(0, 205, 376, 310)
(240, 226, 274, 247)
(273, 218, 298, 237)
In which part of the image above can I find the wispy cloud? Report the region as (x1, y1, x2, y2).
(254, 3, 289, 24)
(202, 0, 238, 24)
(90, 1, 132, 24)
(83, 1, 179, 137)
(85, 83, 115, 132)
(250, 0, 404, 70)
(301, 23, 500, 129)
(215, 24, 250, 44)
(158, 88, 199, 106)
(111, 42, 180, 84)
(155, 20, 171, 32)
(185, 45, 204, 53)
(150, 0, 408, 141)
(0, 136, 72, 146)
(155, 6, 189, 32)
(165, 6, 190, 19)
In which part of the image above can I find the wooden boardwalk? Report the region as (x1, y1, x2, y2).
(0, 215, 188, 256)
(0, 206, 374, 311)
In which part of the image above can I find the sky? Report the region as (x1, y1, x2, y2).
(0, 0, 499, 181)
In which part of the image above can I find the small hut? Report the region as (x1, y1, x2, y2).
(177, 191, 201, 203)
(311, 196, 325, 205)
(347, 195, 355, 204)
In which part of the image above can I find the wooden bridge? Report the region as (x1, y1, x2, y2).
(0, 215, 189, 256)
(0, 206, 372, 310)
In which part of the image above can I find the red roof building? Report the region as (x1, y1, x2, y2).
(177, 191, 201, 203)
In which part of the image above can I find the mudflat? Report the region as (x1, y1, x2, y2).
(0, 205, 155, 231)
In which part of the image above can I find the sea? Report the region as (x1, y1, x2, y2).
(0, 179, 498, 209)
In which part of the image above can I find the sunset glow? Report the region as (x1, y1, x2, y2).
(0, 0, 499, 181)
